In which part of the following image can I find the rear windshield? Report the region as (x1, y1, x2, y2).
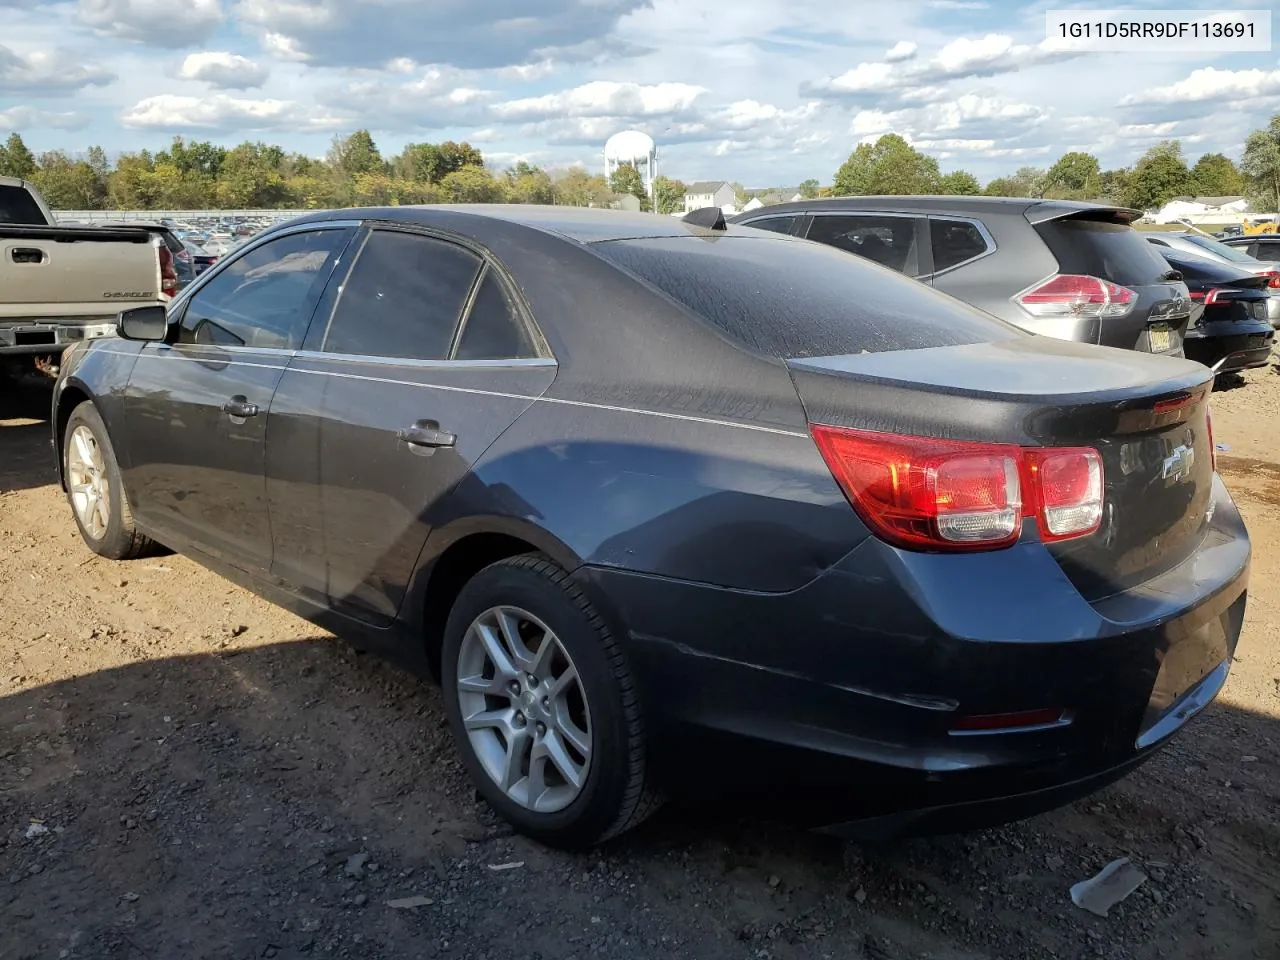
(1180, 233, 1257, 263)
(590, 236, 1024, 359)
(1035, 217, 1175, 287)
(0, 185, 47, 225)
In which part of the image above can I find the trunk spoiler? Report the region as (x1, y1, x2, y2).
(1024, 202, 1144, 226)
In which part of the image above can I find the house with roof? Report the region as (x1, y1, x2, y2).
(1154, 195, 1249, 223)
(683, 181, 737, 213)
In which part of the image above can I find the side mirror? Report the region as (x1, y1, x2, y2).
(117, 305, 168, 342)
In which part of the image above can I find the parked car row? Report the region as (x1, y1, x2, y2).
(52, 201, 1250, 849)
(731, 197, 1275, 379)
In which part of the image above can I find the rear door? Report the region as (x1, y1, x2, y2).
(1030, 212, 1191, 354)
(271, 225, 555, 625)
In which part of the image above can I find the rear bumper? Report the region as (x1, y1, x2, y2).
(0, 321, 117, 355)
(1184, 324, 1275, 372)
(582, 478, 1249, 833)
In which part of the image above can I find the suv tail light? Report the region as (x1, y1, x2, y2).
(1015, 274, 1138, 319)
(810, 425, 1104, 552)
(1260, 270, 1280, 289)
(157, 242, 178, 297)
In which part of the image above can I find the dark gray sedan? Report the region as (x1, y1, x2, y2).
(51, 206, 1249, 847)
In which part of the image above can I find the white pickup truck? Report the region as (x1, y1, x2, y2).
(0, 176, 173, 380)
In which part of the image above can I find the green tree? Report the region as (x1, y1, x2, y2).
(1097, 168, 1131, 205)
(1241, 114, 1280, 212)
(1189, 152, 1244, 198)
(439, 165, 504, 203)
(552, 167, 612, 207)
(502, 161, 554, 204)
(0, 132, 37, 179)
(328, 129, 383, 177)
(731, 182, 750, 208)
(609, 161, 649, 209)
(832, 134, 942, 196)
(797, 178, 820, 199)
(395, 140, 484, 184)
(939, 170, 981, 195)
(652, 175, 686, 214)
(1125, 140, 1192, 210)
(215, 142, 287, 207)
(1041, 151, 1101, 199)
(30, 151, 105, 209)
(984, 166, 1045, 198)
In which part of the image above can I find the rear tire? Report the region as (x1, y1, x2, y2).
(63, 402, 154, 560)
(441, 555, 661, 848)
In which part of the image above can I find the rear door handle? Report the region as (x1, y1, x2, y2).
(221, 396, 259, 419)
(10, 248, 46, 264)
(397, 422, 456, 448)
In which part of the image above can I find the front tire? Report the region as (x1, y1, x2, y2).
(441, 555, 660, 848)
(63, 402, 153, 560)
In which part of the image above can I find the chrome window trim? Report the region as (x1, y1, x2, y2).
(292, 350, 556, 370)
(923, 215, 997, 278)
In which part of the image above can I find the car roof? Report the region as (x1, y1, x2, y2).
(291, 204, 766, 244)
(729, 195, 1143, 224)
(1226, 233, 1280, 241)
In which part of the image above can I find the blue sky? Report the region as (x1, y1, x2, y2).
(0, 0, 1277, 186)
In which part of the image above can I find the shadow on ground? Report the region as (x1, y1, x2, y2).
(0, 377, 56, 495)
(2, 636, 1277, 960)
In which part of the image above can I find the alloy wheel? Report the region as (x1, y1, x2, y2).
(67, 425, 110, 540)
(455, 605, 593, 814)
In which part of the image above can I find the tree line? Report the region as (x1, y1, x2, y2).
(1, 114, 1278, 213)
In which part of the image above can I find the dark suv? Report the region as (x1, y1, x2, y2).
(730, 197, 1192, 356)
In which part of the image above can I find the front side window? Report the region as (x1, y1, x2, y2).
(322, 230, 482, 361)
(930, 218, 990, 273)
(806, 214, 920, 275)
(179, 229, 349, 349)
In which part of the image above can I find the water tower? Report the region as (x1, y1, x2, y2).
(604, 130, 658, 203)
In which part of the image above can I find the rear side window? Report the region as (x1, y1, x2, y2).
(806, 214, 920, 275)
(1035, 218, 1174, 287)
(1182, 234, 1256, 263)
(454, 269, 540, 361)
(744, 216, 797, 235)
(930, 218, 990, 273)
(322, 230, 482, 361)
(591, 236, 1024, 359)
(1255, 240, 1280, 261)
(0, 185, 45, 224)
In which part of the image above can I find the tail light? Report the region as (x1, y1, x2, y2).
(1015, 274, 1137, 319)
(1261, 270, 1280, 289)
(156, 242, 178, 297)
(1189, 288, 1226, 305)
(810, 425, 1104, 552)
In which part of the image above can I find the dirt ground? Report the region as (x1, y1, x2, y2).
(2, 364, 1278, 960)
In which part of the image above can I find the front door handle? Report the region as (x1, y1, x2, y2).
(397, 421, 456, 448)
(221, 396, 259, 419)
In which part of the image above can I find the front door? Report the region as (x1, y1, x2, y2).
(122, 226, 354, 573)
(269, 225, 554, 626)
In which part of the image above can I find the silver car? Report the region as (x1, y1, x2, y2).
(1145, 231, 1280, 328)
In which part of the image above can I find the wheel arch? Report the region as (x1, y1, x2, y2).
(408, 516, 589, 682)
(54, 379, 96, 490)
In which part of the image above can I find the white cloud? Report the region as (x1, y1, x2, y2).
(121, 93, 346, 132)
(0, 105, 89, 130)
(78, 0, 223, 45)
(927, 0, 989, 8)
(233, 0, 649, 69)
(883, 41, 917, 63)
(808, 33, 1088, 101)
(0, 44, 115, 94)
(178, 51, 269, 89)
(1121, 67, 1280, 106)
(492, 80, 707, 120)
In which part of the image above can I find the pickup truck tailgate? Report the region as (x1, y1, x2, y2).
(1, 225, 160, 321)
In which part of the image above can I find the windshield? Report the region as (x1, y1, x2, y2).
(1182, 234, 1257, 263)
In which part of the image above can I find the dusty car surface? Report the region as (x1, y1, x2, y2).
(51, 205, 1250, 848)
